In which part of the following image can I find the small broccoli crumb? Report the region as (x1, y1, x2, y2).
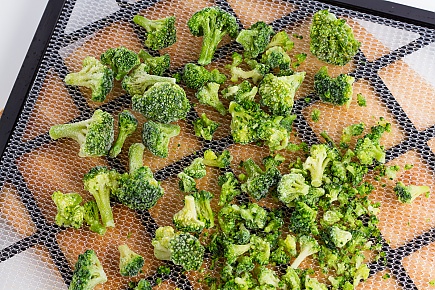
(429, 279, 435, 286)
(382, 273, 391, 279)
(404, 164, 414, 170)
(157, 265, 171, 275)
(156, 278, 162, 285)
(357, 93, 367, 107)
(426, 192, 431, 198)
(292, 53, 307, 69)
(304, 97, 311, 103)
(311, 109, 321, 122)
(292, 33, 303, 39)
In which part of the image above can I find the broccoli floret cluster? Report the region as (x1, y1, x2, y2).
(236, 21, 274, 59)
(314, 66, 355, 107)
(182, 63, 226, 90)
(69, 249, 107, 290)
(203, 149, 232, 168)
(138, 50, 171, 76)
(100, 46, 140, 81)
(394, 181, 430, 204)
(142, 120, 180, 158)
(193, 113, 219, 141)
(195, 82, 227, 115)
(133, 15, 177, 50)
(118, 244, 144, 277)
(227, 52, 269, 84)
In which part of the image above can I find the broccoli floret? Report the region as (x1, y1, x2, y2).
(234, 272, 256, 289)
(236, 21, 274, 58)
(221, 80, 258, 105)
(118, 244, 144, 276)
(310, 9, 360, 65)
(112, 143, 164, 210)
(192, 190, 214, 228)
(228, 53, 269, 84)
(270, 240, 292, 265)
(353, 264, 370, 288)
(224, 242, 251, 264)
(266, 30, 294, 51)
(341, 123, 365, 145)
(83, 201, 106, 235)
(183, 157, 206, 179)
(187, 6, 238, 65)
(240, 158, 281, 200)
(314, 66, 355, 107)
(177, 172, 197, 193)
(122, 63, 176, 96)
(193, 113, 219, 141)
(218, 204, 242, 234)
(279, 267, 301, 290)
(258, 266, 280, 288)
(152, 226, 205, 271)
(203, 149, 232, 168)
(305, 276, 328, 290)
(83, 166, 119, 228)
(218, 172, 241, 206)
(233, 223, 251, 245)
(100, 46, 140, 81)
(355, 137, 385, 165)
(357, 93, 367, 107)
(109, 110, 138, 158)
(235, 255, 255, 275)
(49, 109, 114, 157)
(283, 234, 298, 257)
(173, 195, 205, 233)
(292, 53, 307, 69)
(277, 173, 310, 206)
(290, 235, 320, 269)
(132, 82, 190, 123)
(311, 108, 321, 122)
(142, 120, 180, 158)
(195, 82, 227, 115)
(394, 181, 430, 204)
(250, 235, 271, 265)
(239, 203, 268, 230)
(257, 115, 291, 151)
(261, 46, 291, 70)
(138, 50, 170, 76)
(259, 72, 305, 116)
(228, 101, 265, 144)
(52, 191, 84, 229)
(303, 144, 330, 187)
(133, 15, 176, 50)
(322, 209, 343, 226)
(133, 279, 152, 290)
(69, 249, 107, 290)
(327, 226, 353, 248)
(182, 63, 226, 90)
(64, 56, 114, 102)
(289, 201, 318, 236)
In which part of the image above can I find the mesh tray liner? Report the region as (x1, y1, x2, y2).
(1, 0, 435, 289)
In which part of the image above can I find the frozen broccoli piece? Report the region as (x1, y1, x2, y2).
(196, 82, 227, 115)
(303, 143, 331, 187)
(290, 235, 320, 269)
(133, 279, 152, 290)
(218, 172, 241, 206)
(227, 52, 268, 84)
(83, 201, 106, 236)
(394, 181, 430, 204)
(193, 190, 214, 228)
(311, 108, 321, 122)
(261, 46, 291, 70)
(177, 172, 197, 193)
(138, 50, 170, 76)
(142, 120, 180, 158)
(118, 244, 144, 276)
(289, 201, 318, 236)
(52, 191, 84, 229)
(173, 195, 205, 233)
(109, 110, 138, 158)
(203, 149, 232, 168)
(240, 158, 281, 200)
(69, 249, 107, 290)
(341, 123, 365, 145)
(277, 173, 310, 206)
(133, 15, 176, 50)
(314, 66, 355, 107)
(236, 21, 274, 58)
(193, 113, 219, 141)
(266, 30, 294, 51)
(100, 46, 140, 81)
(183, 157, 206, 179)
(182, 63, 226, 90)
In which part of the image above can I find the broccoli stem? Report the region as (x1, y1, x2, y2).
(133, 15, 155, 31)
(110, 130, 130, 158)
(49, 119, 91, 145)
(198, 29, 225, 65)
(128, 143, 145, 174)
(93, 182, 115, 228)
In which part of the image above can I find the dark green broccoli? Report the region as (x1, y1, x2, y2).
(100, 46, 140, 81)
(218, 172, 241, 206)
(310, 9, 360, 66)
(341, 123, 365, 145)
(249, 235, 271, 265)
(278, 267, 301, 290)
(133, 279, 152, 290)
(64, 56, 114, 102)
(133, 15, 176, 50)
(49, 109, 114, 157)
(261, 46, 291, 70)
(303, 143, 331, 187)
(177, 172, 197, 193)
(193, 113, 219, 141)
(221, 80, 258, 107)
(69, 249, 107, 290)
(357, 93, 367, 107)
(203, 149, 232, 168)
(314, 66, 355, 107)
(152, 226, 205, 271)
(121, 63, 176, 96)
(266, 30, 294, 51)
(259, 72, 305, 116)
(196, 82, 227, 115)
(83, 201, 106, 235)
(289, 201, 318, 235)
(173, 195, 205, 233)
(277, 173, 310, 206)
(183, 157, 206, 179)
(236, 21, 274, 58)
(235, 255, 255, 275)
(193, 190, 214, 228)
(118, 244, 144, 276)
(181, 63, 226, 90)
(290, 235, 320, 269)
(240, 158, 281, 200)
(257, 266, 280, 288)
(109, 110, 138, 158)
(83, 166, 119, 228)
(187, 6, 239, 65)
(112, 143, 164, 210)
(52, 191, 84, 229)
(227, 53, 268, 84)
(394, 181, 430, 204)
(218, 204, 242, 234)
(138, 50, 170, 76)
(239, 202, 268, 230)
(132, 82, 190, 123)
(142, 120, 180, 158)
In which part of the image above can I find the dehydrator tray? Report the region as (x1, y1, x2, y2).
(0, 0, 435, 289)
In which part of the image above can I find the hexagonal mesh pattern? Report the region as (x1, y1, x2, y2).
(0, 0, 434, 289)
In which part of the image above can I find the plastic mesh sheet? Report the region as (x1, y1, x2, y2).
(1, 0, 435, 289)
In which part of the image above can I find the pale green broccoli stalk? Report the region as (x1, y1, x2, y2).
(240, 158, 281, 200)
(118, 244, 144, 276)
(177, 172, 197, 193)
(100, 46, 140, 81)
(303, 143, 331, 187)
(250, 235, 271, 265)
(310, 9, 360, 66)
(259, 72, 305, 116)
(203, 149, 232, 168)
(394, 181, 430, 204)
(187, 6, 239, 65)
(69, 249, 107, 290)
(341, 123, 365, 145)
(182, 63, 226, 90)
(314, 66, 355, 107)
(266, 30, 294, 51)
(183, 157, 206, 179)
(193, 190, 214, 228)
(133, 15, 176, 50)
(83, 201, 106, 236)
(305, 276, 328, 290)
(109, 110, 138, 158)
(218, 172, 241, 206)
(261, 46, 291, 70)
(224, 243, 251, 264)
(193, 113, 219, 141)
(173, 195, 205, 233)
(279, 267, 301, 290)
(290, 235, 320, 269)
(277, 173, 310, 206)
(138, 50, 170, 76)
(227, 52, 268, 84)
(289, 201, 318, 236)
(64, 56, 114, 102)
(196, 82, 227, 115)
(132, 82, 190, 123)
(236, 21, 274, 58)
(142, 120, 181, 158)
(49, 109, 114, 157)
(52, 191, 84, 229)
(257, 266, 280, 288)
(133, 279, 152, 290)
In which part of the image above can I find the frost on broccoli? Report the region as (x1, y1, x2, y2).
(100, 46, 140, 81)
(341, 123, 365, 146)
(266, 30, 294, 51)
(183, 157, 206, 179)
(52, 191, 84, 229)
(221, 80, 258, 106)
(64, 56, 114, 102)
(118, 244, 144, 277)
(173, 195, 205, 233)
(83, 200, 106, 236)
(133, 15, 176, 50)
(236, 21, 274, 59)
(182, 63, 226, 90)
(218, 172, 241, 206)
(303, 143, 331, 187)
(196, 82, 227, 115)
(109, 110, 138, 158)
(394, 181, 430, 204)
(277, 173, 310, 206)
(240, 158, 281, 200)
(69, 249, 107, 290)
(142, 120, 180, 158)
(138, 50, 170, 76)
(314, 66, 355, 107)
(203, 149, 232, 168)
(193, 113, 219, 141)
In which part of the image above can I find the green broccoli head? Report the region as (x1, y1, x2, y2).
(109, 110, 138, 158)
(118, 244, 144, 276)
(182, 63, 226, 89)
(169, 232, 205, 271)
(218, 204, 242, 234)
(203, 149, 232, 168)
(341, 123, 365, 145)
(289, 201, 318, 236)
(234, 272, 256, 289)
(132, 82, 190, 123)
(257, 115, 291, 151)
(323, 226, 353, 249)
(290, 235, 320, 269)
(261, 46, 291, 70)
(235, 255, 255, 275)
(259, 72, 305, 116)
(314, 66, 355, 107)
(100, 46, 140, 81)
(236, 21, 274, 59)
(177, 172, 197, 193)
(394, 181, 430, 204)
(270, 243, 292, 265)
(239, 202, 268, 230)
(173, 195, 205, 233)
(49, 109, 114, 157)
(69, 249, 107, 290)
(224, 242, 251, 264)
(193, 113, 219, 141)
(64, 56, 114, 102)
(257, 266, 280, 288)
(228, 101, 265, 144)
(133, 279, 152, 290)
(138, 50, 170, 76)
(266, 30, 294, 51)
(221, 80, 258, 106)
(228, 54, 268, 84)
(196, 82, 227, 115)
(240, 158, 281, 200)
(305, 276, 328, 290)
(303, 143, 331, 187)
(217, 172, 241, 206)
(249, 235, 271, 265)
(183, 157, 206, 179)
(310, 9, 360, 65)
(83, 201, 106, 236)
(52, 191, 84, 229)
(278, 267, 301, 290)
(142, 120, 180, 158)
(187, 6, 239, 65)
(152, 226, 176, 261)
(277, 173, 310, 206)
(133, 15, 176, 50)
(192, 190, 214, 228)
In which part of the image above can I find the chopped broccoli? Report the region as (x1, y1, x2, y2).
(240, 158, 281, 200)
(305, 276, 328, 290)
(236, 21, 274, 58)
(290, 235, 320, 269)
(249, 235, 271, 265)
(224, 243, 251, 264)
(314, 66, 355, 107)
(341, 123, 365, 145)
(138, 50, 170, 76)
(292, 53, 307, 69)
(109, 110, 138, 158)
(193, 113, 219, 141)
(257, 115, 291, 151)
(195, 82, 227, 115)
(353, 264, 370, 288)
(357, 93, 367, 107)
(218, 172, 241, 206)
(221, 80, 258, 106)
(283, 234, 298, 257)
(239, 203, 268, 230)
(327, 226, 353, 248)
(227, 53, 269, 84)
(394, 181, 430, 204)
(289, 201, 319, 235)
(228, 101, 265, 144)
(133, 15, 176, 50)
(277, 173, 310, 206)
(311, 108, 321, 122)
(183, 157, 206, 179)
(49, 109, 114, 157)
(64, 56, 114, 102)
(193, 190, 214, 228)
(310, 9, 360, 65)
(173, 195, 205, 233)
(177, 172, 197, 193)
(132, 82, 190, 123)
(133, 279, 152, 290)
(182, 63, 226, 90)
(203, 149, 232, 168)
(52, 191, 84, 229)
(266, 30, 294, 51)
(218, 204, 242, 234)
(187, 6, 239, 65)
(118, 244, 144, 276)
(303, 143, 331, 187)
(142, 120, 180, 158)
(83, 201, 106, 235)
(279, 267, 301, 290)
(257, 266, 280, 288)
(234, 272, 256, 289)
(100, 46, 140, 81)
(270, 239, 293, 265)
(261, 46, 291, 70)
(69, 249, 107, 290)
(354, 121, 390, 165)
